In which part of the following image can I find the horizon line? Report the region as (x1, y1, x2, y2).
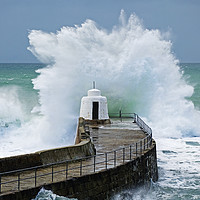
(0, 62, 200, 64)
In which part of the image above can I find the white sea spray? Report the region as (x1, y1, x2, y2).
(0, 10, 200, 157)
(28, 10, 200, 141)
(33, 188, 77, 200)
(0, 86, 25, 125)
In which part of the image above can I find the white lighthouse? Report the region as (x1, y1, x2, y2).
(80, 82, 109, 120)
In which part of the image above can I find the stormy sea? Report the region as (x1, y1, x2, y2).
(0, 11, 199, 199)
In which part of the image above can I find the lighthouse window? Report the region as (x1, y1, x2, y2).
(92, 102, 99, 120)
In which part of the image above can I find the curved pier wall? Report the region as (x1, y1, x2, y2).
(0, 153, 41, 173)
(0, 139, 95, 173)
(1, 141, 158, 200)
(37, 139, 95, 165)
(0, 118, 95, 173)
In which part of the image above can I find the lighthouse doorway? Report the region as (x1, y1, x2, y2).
(92, 102, 99, 120)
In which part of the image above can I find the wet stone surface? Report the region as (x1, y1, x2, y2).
(90, 119, 146, 153)
(0, 119, 149, 196)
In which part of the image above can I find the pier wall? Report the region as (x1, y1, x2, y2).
(0, 118, 95, 173)
(0, 140, 95, 173)
(1, 141, 158, 200)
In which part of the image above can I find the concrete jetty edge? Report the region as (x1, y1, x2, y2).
(0, 140, 158, 200)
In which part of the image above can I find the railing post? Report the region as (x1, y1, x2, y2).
(133, 113, 136, 122)
(0, 175, 1, 193)
(18, 173, 20, 191)
(114, 151, 116, 167)
(144, 138, 146, 150)
(105, 153, 107, 170)
(136, 143, 138, 156)
(140, 141, 142, 154)
(119, 110, 122, 122)
(147, 137, 149, 148)
(52, 165, 54, 182)
(130, 145, 132, 160)
(134, 113, 137, 123)
(66, 161, 68, 180)
(35, 169, 37, 187)
(80, 159, 82, 176)
(94, 156, 96, 173)
(123, 148, 125, 163)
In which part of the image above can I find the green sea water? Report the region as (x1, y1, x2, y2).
(0, 63, 43, 118)
(180, 63, 200, 110)
(0, 63, 200, 199)
(0, 63, 199, 120)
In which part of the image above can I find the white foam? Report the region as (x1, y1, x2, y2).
(0, 86, 25, 123)
(29, 10, 200, 140)
(1, 10, 200, 157)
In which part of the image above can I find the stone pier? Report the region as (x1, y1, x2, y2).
(0, 118, 158, 200)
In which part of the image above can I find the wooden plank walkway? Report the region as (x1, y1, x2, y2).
(0, 120, 147, 195)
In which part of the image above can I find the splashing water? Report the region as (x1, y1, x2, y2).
(0, 10, 200, 156)
(0, 10, 200, 200)
(28, 11, 200, 199)
(33, 188, 77, 200)
(28, 9, 200, 140)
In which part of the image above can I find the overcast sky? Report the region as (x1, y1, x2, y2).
(0, 0, 199, 63)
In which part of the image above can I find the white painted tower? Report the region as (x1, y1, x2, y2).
(80, 83, 109, 120)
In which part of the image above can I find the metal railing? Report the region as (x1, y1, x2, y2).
(110, 112, 152, 139)
(109, 111, 136, 119)
(0, 113, 152, 194)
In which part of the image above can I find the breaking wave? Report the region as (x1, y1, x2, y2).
(1, 10, 200, 157)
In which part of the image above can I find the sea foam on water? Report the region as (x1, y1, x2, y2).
(0, 10, 200, 157)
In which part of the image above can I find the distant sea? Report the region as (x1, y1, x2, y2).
(0, 63, 200, 199)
